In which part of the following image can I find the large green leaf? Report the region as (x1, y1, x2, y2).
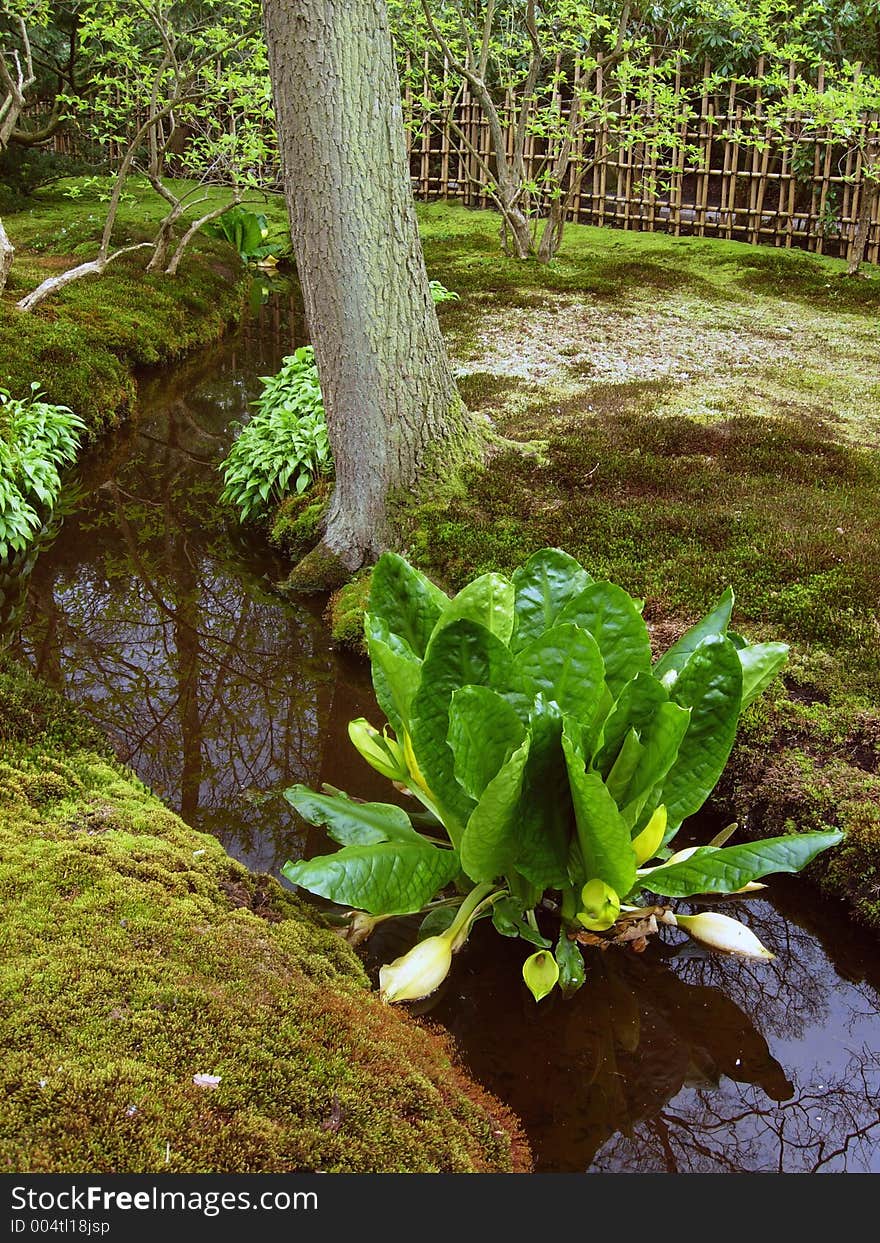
(431, 572, 515, 647)
(366, 614, 422, 736)
(460, 737, 531, 882)
(510, 547, 593, 653)
(283, 785, 423, 846)
(555, 931, 586, 996)
(653, 586, 734, 681)
(618, 701, 692, 826)
(641, 830, 844, 897)
(605, 728, 644, 807)
(448, 685, 525, 800)
(410, 619, 515, 844)
(283, 841, 460, 915)
(738, 642, 789, 708)
(558, 581, 652, 696)
(595, 672, 669, 775)
(368, 552, 448, 658)
(561, 719, 637, 896)
(662, 635, 743, 830)
(513, 622, 604, 721)
(514, 697, 571, 890)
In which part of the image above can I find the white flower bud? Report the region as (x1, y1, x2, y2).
(671, 911, 774, 959)
(379, 935, 453, 1003)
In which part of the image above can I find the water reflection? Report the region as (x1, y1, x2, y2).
(4, 284, 879, 1173)
(7, 286, 382, 873)
(409, 886, 880, 1173)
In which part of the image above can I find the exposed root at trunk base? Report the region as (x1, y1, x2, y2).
(277, 539, 354, 595)
(485, 427, 549, 467)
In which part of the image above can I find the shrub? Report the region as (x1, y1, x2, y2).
(0, 384, 85, 563)
(202, 206, 290, 266)
(429, 279, 460, 304)
(282, 548, 842, 1004)
(219, 347, 332, 522)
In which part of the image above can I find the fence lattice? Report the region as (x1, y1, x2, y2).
(402, 56, 880, 265)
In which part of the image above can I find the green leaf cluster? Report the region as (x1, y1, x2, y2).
(0, 384, 85, 563)
(283, 548, 842, 1001)
(428, 279, 460, 304)
(219, 346, 332, 523)
(203, 206, 286, 265)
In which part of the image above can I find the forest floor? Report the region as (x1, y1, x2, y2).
(394, 203, 880, 928)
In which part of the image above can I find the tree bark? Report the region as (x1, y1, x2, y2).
(263, 0, 479, 574)
(0, 215, 13, 294)
(847, 141, 879, 278)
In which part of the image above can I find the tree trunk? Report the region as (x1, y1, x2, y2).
(847, 144, 879, 278)
(536, 204, 565, 264)
(0, 216, 13, 294)
(263, 0, 479, 575)
(499, 194, 534, 259)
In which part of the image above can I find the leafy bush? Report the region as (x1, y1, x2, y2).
(429, 279, 460, 304)
(219, 347, 332, 522)
(0, 385, 85, 563)
(283, 548, 842, 1004)
(202, 205, 288, 265)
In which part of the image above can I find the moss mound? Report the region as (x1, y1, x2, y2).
(0, 661, 528, 1173)
(1, 180, 256, 438)
(326, 573, 372, 653)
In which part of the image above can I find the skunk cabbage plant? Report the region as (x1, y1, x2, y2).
(282, 549, 842, 1003)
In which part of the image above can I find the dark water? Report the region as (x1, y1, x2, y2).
(4, 283, 880, 1173)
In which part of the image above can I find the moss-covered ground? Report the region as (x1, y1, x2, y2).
(0, 177, 289, 437)
(382, 203, 880, 928)
(0, 655, 528, 1173)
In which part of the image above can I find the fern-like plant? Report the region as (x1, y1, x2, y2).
(219, 347, 332, 522)
(0, 384, 85, 563)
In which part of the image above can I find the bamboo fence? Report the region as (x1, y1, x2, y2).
(402, 57, 880, 265)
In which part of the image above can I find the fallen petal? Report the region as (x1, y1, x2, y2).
(193, 1074, 222, 1089)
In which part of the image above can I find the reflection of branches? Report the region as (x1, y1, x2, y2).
(595, 1046, 880, 1173)
(665, 897, 830, 1041)
(13, 317, 366, 872)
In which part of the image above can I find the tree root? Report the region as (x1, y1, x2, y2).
(276, 539, 354, 595)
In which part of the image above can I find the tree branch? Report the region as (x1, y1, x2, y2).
(16, 243, 153, 313)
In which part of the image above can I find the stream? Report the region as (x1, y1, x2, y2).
(5, 283, 880, 1173)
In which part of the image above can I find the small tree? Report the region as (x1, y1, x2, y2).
(15, 0, 273, 311)
(392, 0, 695, 261)
(763, 67, 880, 275)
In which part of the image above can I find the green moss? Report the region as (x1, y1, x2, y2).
(0, 659, 529, 1173)
(717, 659, 880, 930)
(269, 485, 331, 562)
(1, 178, 259, 438)
(279, 541, 353, 594)
(326, 573, 372, 653)
(417, 201, 880, 311)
